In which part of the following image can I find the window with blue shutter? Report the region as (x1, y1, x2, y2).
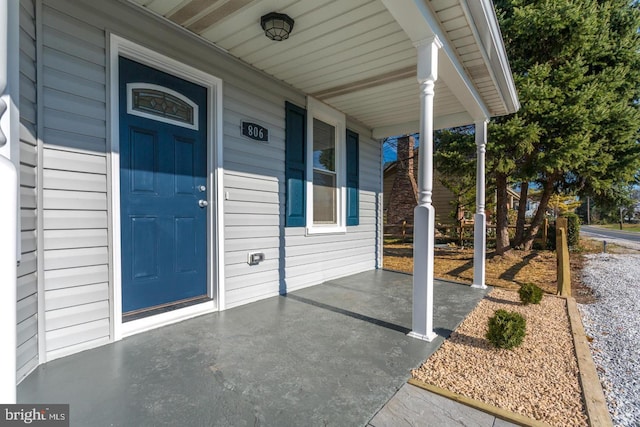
(285, 99, 360, 230)
(346, 129, 359, 226)
(285, 102, 307, 227)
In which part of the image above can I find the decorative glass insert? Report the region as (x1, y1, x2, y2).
(133, 88, 193, 123)
(127, 83, 199, 130)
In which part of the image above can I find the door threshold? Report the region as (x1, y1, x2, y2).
(123, 296, 212, 323)
(120, 297, 216, 339)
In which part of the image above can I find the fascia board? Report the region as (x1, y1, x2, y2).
(463, 0, 520, 114)
(381, 0, 491, 122)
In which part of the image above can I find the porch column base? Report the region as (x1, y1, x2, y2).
(472, 212, 487, 289)
(407, 330, 437, 342)
(411, 204, 436, 340)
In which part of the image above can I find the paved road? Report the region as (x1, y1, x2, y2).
(581, 225, 640, 250)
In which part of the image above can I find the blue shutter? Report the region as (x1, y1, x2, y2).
(346, 129, 359, 226)
(285, 102, 307, 227)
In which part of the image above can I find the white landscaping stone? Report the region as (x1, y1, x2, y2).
(578, 254, 640, 427)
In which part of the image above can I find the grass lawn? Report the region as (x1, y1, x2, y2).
(597, 223, 640, 232)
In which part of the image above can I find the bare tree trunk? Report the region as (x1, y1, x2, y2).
(521, 178, 555, 250)
(512, 182, 529, 248)
(495, 173, 510, 255)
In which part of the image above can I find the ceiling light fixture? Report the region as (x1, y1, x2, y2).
(260, 12, 295, 41)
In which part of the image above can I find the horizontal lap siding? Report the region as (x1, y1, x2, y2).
(32, 0, 381, 341)
(17, 0, 39, 382)
(283, 134, 380, 293)
(41, 2, 110, 360)
(221, 87, 381, 309)
(223, 82, 381, 307)
(223, 84, 285, 309)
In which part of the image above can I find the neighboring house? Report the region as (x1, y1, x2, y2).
(384, 139, 458, 225)
(0, 0, 519, 397)
(524, 199, 541, 218)
(506, 188, 521, 211)
(384, 140, 520, 225)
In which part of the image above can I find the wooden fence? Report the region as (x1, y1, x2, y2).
(384, 219, 549, 248)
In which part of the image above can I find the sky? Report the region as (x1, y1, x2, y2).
(383, 142, 397, 164)
(382, 134, 420, 164)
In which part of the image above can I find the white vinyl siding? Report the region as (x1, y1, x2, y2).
(40, 2, 110, 360)
(25, 0, 382, 365)
(17, 0, 39, 382)
(222, 92, 381, 307)
(222, 83, 285, 309)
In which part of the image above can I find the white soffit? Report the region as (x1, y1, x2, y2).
(129, 0, 518, 136)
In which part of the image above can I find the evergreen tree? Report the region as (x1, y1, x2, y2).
(434, 126, 476, 220)
(494, 0, 640, 250)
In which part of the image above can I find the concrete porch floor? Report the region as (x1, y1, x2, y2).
(18, 270, 490, 426)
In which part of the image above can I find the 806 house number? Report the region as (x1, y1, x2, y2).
(241, 121, 269, 142)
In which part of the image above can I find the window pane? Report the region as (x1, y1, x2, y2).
(313, 119, 335, 172)
(313, 170, 336, 224)
(312, 118, 337, 225)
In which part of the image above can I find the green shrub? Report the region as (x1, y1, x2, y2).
(561, 212, 581, 247)
(518, 283, 543, 305)
(486, 309, 526, 349)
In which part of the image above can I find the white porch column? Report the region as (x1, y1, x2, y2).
(409, 36, 441, 342)
(472, 120, 488, 289)
(0, 0, 19, 404)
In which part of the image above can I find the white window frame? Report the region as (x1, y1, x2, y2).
(305, 97, 346, 234)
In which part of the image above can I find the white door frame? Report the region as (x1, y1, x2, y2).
(109, 34, 225, 340)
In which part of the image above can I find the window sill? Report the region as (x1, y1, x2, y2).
(306, 225, 347, 235)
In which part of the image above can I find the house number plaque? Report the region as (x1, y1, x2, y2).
(241, 121, 269, 142)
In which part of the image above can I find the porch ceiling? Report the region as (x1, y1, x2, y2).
(127, 0, 518, 137)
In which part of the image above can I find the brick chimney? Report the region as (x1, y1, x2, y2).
(387, 135, 418, 224)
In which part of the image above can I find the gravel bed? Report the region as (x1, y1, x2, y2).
(413, 288, 587, 427)
(578, 254, 640, 427)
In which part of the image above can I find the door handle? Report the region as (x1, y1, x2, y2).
(198, 200, 209, 208)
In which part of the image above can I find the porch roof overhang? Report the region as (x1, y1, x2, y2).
(126, 0, 519, 138)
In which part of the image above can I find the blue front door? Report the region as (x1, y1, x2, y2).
(119, 57, 208, 314)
